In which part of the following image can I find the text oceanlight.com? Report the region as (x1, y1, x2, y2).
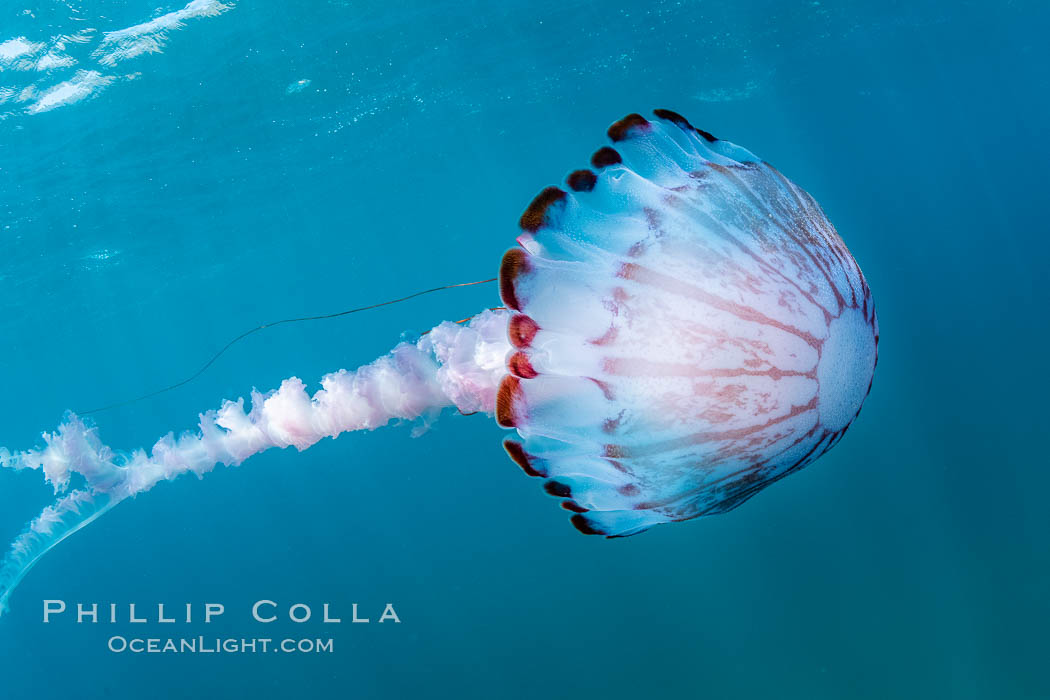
(108, 636, 335, 654)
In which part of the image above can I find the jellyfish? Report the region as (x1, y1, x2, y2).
(0, 110, 877, 613)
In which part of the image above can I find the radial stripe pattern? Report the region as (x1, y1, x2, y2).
(496, 110, 878, 537)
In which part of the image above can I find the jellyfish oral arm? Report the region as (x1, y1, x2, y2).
(0, 308, 511, 614)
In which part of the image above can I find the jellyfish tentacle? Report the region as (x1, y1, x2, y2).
(0, 309, 513, 613)
(0, 490, 119, 613)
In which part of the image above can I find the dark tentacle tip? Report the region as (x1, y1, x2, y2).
(499, 248, 530, 311)
(607, 113, 651, 142)
(508, 351, 538, 379)
(652, 108, 694, 130)
(519, 186, 566, 233)
(544, 480, 573, 498)
(570, 514, 604, 535)
(503, 439, 546, 477)
(590, 147, 622, 168)
(508, 313, 540, 348)
(651, 109, 716, 141)
(566, 169, 597, 192)
(495, 375, 522, 428)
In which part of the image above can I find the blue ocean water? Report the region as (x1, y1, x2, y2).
(1, 1, 1047, 697)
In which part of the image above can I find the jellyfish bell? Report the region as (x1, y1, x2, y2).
(496, 110, 878, 537)
(0, 109, 876, 613)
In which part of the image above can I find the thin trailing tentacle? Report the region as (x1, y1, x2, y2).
(0, 490, 119, 613)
